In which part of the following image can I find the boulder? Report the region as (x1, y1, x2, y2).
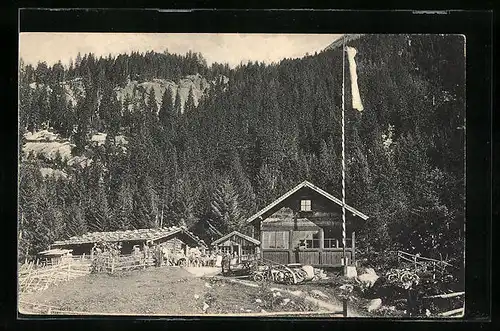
(301, 265, 315, 280)
(346, 266, 358, 279)
(357, 268, 380, 288)
(366, 298, 382, 312)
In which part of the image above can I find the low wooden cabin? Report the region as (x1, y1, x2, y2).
(211, 231, 260, 257)
(37, 248, 73, 266)
(247, 181, 369, 267)
(51, 226, 208, 257)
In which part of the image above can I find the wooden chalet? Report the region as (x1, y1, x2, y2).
(51, 226, 208, 256)
(247, 180, 369, 267)
(211, 231, 261, 256)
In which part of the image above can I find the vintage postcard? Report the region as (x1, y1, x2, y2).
(18, 32, 466, 318)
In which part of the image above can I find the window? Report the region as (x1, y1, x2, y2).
(262, 231, 289, 249)
(242, 246, 254, 255)
(220, 246, 231, 254)
(300, 199, 312, 211)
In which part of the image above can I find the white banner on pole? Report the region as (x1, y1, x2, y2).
(346, 46, 364, 111)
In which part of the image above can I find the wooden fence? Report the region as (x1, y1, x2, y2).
(396, 251, 464, 318)
(396, 250, 455, 271)
(19, 256, 92, 294)
(423, 291, 465, 318)
(100, 254, 156, 273)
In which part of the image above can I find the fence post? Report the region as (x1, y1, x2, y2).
(342, 298, 348, 317)
(413, 255, 417, 271)
(111, 257, 115, 274)
(351, 231, 356, 266)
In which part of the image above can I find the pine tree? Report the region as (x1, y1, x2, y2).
(210, 175, 246, 233)
(65, 203, 88, 237)
(159, 88, 174, 130)
(112, 182, 133, 230)
(184, 86, 196, 113)
(173, 88, 182, 115)
(85, 161, 110, 232)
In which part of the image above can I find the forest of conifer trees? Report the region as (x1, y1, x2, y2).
(18, 34, 465, 266)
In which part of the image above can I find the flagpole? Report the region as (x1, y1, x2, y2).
(341, 35, 347, 273)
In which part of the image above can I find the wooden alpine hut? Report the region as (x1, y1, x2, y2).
(246, 180, 369, 267)
(211, 231, 261, 257)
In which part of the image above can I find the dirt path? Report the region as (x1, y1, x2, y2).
(218, 277, 367, 317)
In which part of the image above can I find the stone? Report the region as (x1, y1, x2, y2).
(357, 268, 380, 288)
(346, 266, 358, 279)
(255, 298, 262, 303)
(194, 294, 200, 299)
(301, 265, 315, 280)
(366, 298, 382, 312)
(281, 298, 291, 306)
(205, 282, 212, 288)
(310, 289, 329, 299)
(339, 284, 354, 293)
(202, 302, 209, 312)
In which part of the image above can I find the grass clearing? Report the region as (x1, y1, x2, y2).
(19, 266, 328, 316)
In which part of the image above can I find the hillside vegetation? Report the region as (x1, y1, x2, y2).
(18, 35, 465, 268)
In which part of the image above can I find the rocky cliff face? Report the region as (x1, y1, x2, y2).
(29, 73, 228, 114)
(114, 73, 227, 113)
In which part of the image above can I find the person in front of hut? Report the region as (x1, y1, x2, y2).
(91, 243, 97, 259)
(154, 244, 163, 267)
(143, 242, 150, 260)
(215, 250, 223, 268)
(162, 245, 170, 266)
(221, 251, 232, 275)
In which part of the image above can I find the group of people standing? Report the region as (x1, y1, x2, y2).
(89, 240, 246, 271)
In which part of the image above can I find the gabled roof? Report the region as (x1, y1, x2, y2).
(51, 226, 208, 249)
(246, 180, 369, 224)
(211, 231, 261, 246)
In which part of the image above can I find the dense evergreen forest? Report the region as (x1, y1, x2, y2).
(18, 35, 465, 265)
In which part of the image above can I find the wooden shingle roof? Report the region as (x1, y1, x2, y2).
(246, 180, 369, 224)
(51, 226, 207, 249)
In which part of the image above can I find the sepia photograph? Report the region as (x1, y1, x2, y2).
(17, 32, 466, 318)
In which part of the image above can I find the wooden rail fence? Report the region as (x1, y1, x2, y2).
(19, 256, 92, 294)
(396, 250, 455, 271)
(395, 251, 463, 318)
(423, 291, 465, 318)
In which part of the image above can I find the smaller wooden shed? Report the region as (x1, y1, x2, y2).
(211, 231, 261, 257)
(37, 248, 73, 265)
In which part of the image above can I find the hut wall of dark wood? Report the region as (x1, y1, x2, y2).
(255, 187, 358, 267)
